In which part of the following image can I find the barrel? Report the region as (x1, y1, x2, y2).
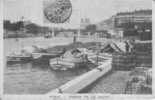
(134, 42, 152, 53)
(135, 52, 152, 68)
(112, 53, 136, 70)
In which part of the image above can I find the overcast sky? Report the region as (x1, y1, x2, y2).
(3, 0, 152, 28)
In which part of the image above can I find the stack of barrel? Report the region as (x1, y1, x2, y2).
(134, 42, 152, 68)
(135, 52, 152, 68)
(112, 53, 136, 70)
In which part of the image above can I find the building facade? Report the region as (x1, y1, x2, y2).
(114, 10, 152, 40)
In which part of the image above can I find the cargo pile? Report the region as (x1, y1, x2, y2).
(125, 67, 152, 94)
(112, 53, 136, 70)
(112, 40, 152, 70)
(134, 41, 152, 68)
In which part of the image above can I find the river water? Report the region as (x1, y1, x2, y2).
(4, 62, 89, 94)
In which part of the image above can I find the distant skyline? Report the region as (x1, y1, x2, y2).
(3, 0, 152, 28)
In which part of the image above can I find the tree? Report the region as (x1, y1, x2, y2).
(25, 23, 41, 34)
(3, 20, 24, 31)
(3, 20, 11, 29)
(12, 21, 24, 31)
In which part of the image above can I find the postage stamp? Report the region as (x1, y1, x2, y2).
(43, 0, 72, 23)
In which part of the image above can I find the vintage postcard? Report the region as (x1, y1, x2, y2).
(1, 0, 154, 100)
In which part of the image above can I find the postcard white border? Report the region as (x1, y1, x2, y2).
(0, 0, 155, 100)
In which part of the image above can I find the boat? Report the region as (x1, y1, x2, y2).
(31, 48, 66, 64)
(6, 45, 40, 64)
(49, 48, 89, 70)
(7, 54, 33, 64)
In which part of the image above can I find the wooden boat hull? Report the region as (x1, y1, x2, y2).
(49, 58, 88, 70)
(7, 56, 33, 64)
(31, 53, 62, 65)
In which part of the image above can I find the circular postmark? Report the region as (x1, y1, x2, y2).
(44, 0, 72, 23)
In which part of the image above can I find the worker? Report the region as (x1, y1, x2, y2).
(73, 32, 77, 43)
(130, 39, 135, 53)
(125, 40, 130, 52)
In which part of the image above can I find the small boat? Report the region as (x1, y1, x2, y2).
(49, 59, 74, 71)
(6, 46, 38, 64)
(31, 48, 66, 64)
(6, 45, 50, 64)
(50, 58, 84, 70)
(49, 49, 89, 70)
(7, 55, 33, 64)
(32, 53, 59, 59)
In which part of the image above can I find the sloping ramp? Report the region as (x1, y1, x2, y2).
(111, 43, 124, 53)
(101, 44, 116, 53)
(101, 42, 124, 53)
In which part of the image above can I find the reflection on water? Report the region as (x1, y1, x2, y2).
(4, 62, 89, 94)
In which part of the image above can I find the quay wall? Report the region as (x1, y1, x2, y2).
(46, 60, 112, 94)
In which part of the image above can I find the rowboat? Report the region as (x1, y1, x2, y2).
(31, 49, 66, 64)
(49, 49, 89, 70)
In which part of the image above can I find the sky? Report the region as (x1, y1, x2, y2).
(3, 0, 152, 28)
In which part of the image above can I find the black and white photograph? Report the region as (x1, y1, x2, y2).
(1, 0, 154, 99)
